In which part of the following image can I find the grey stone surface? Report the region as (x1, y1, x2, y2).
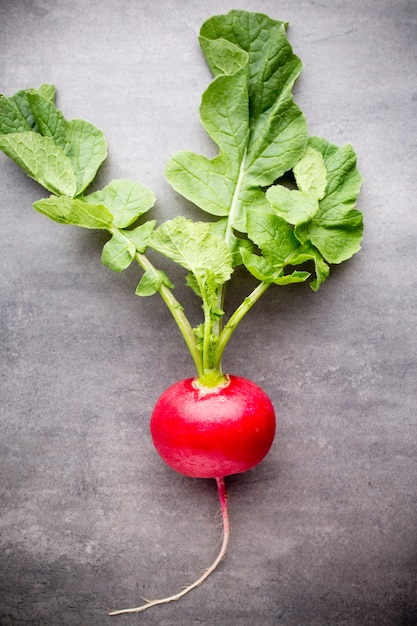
(1, 1, 416, 624)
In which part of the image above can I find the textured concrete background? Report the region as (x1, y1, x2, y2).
(1, 1, 416, 624)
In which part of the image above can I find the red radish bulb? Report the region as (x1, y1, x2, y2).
(150, 375, 276, 478)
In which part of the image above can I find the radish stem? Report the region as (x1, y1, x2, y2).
(108, 477, 230, 616)
(135, 251, 203, 377)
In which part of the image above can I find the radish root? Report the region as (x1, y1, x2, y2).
(108, 476, 230, 616)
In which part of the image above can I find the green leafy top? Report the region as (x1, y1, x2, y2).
(0, 9, 363, 387)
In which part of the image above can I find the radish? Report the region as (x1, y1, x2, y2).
(108, 379, 275, 615)
(150, 375, 276, 479)
(0, 8, 363, 617)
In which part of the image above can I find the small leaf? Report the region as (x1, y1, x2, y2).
(0, 93, 33, 134)
(266, 185, 319, 226)
(293, 145, 327, 199)
(288, 242, 329, 291)
(37, 84, 56, 102)
(0, 87, 106, 196)
(33, 195, 113, 229)
(246, 208, 303, 264)
(101, 231, 136, 272)
(135, 267, 174, 297)
(198, 35, 248, 77)
(308, 137, 363, 209)
(244, 207, 331, 289)
(0, 131, 76, 196)
(240, 248, 278, 282)
(121, 220, 157, 253)
(295, 204, 363, 264)
(86, 179, 155, 228)
(240, 248, 310, 285)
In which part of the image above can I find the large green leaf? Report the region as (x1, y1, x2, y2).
(27, 92, 107, 195)
(165, 10, 308, 238)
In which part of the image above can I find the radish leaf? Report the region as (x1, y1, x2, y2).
(150, 216, 234, 362)
(85, 179, 155, 228)
(0, 87, 107, 196)
(121, 221, 157, 253)
(243, 209, 310, 285)
(266, 186, 319, 226)
(64, 118, 107, 195)
(208, 217, 254, 267)
(1, 11, 364, 384)
(165, 10, 308, 236)
(0, 131, 77, 196)
(102, 221, 157, 273)
(101, 230, 136, 272)
(243, 207, 330, 290)
(150, 217, 233, 288)
(136, 267, 174, 297)
(0, 84, 55, 134)
(27, 92, 107, 195)
(293, 146, 327, 199)
(309, 137, 362, 209)
(294, 204, 363, 264)
(292, 138, 363, 264)
(33, 195, 113, 229)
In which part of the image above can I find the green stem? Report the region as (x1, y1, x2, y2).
(202, 299, 213, 373)
(212, 148, 248, 351)
(198, 283, 227, 388)
(215, 148, 247, 341)
(135, 252, 203, 377)
(214, 281, 270, 370)
(213, 283, 225, 339)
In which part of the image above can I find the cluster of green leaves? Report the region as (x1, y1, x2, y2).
(165, 11, 363, 292)
(0, 84, 158, 274)
(0, 10, 363, 385)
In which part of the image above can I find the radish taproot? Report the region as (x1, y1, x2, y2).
(0, 8, 363, 617)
